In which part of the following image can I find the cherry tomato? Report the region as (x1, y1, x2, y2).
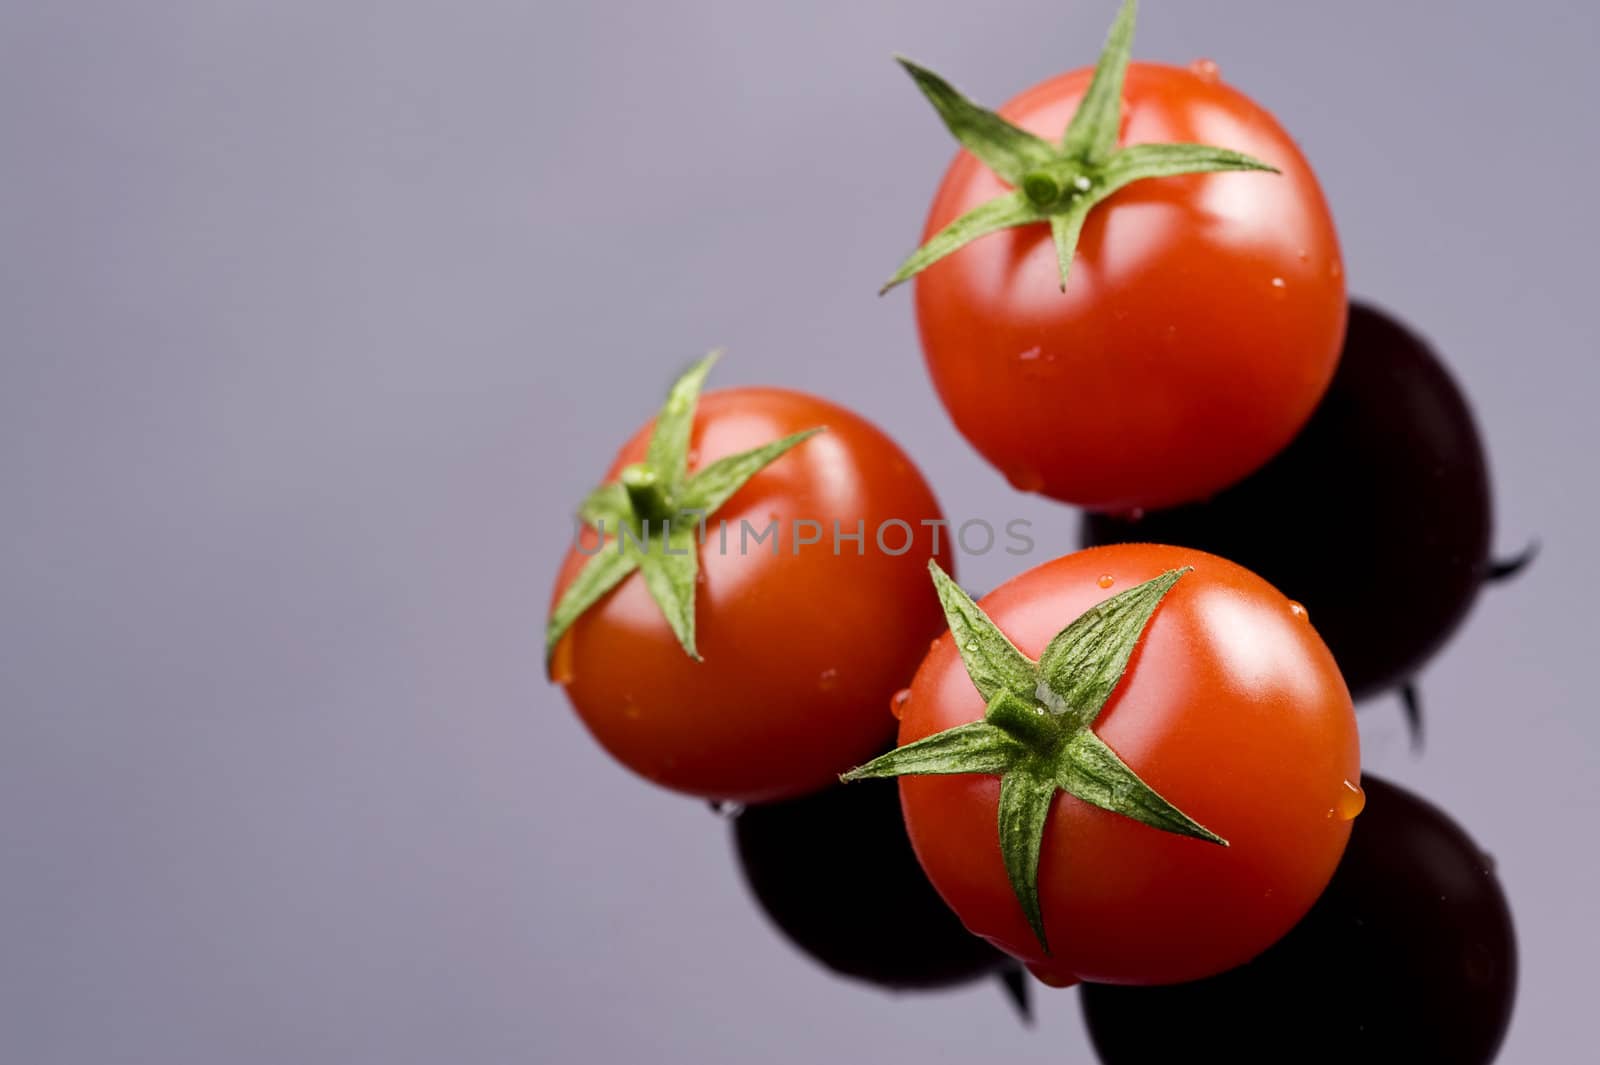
(733, 777, 1011, 993)
(1082, 774, 1516, 1063)
(551, 386, 953, 804)
(913, 62, 1345, 511)
(895, 544, 1359, 985)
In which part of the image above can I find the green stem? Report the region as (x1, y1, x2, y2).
(986, 689, 1059, 750)
(621, 464, 674, 525)
(1022, 170, 1064, 207)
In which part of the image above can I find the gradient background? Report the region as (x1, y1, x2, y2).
(3, 1, 1595, 1061)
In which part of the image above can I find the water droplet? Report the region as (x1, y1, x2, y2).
(930, 637, 942, 653)
(1072, 175, 1092, 193)
(1270, 276, 1288, 299)
(1329, 779, 1365, 821)
(1026, 962, 1078, 989)
(1097, 574, 1115, 589)
(1015, 345, 1062, 382)
(1289, 600, 1309, 621)
(1189, 57, 1221, 83)
(1006, 468, 1044, 493)
(1330, 260, 1343, 280)
(890, 688, 912, 720)
(964, 641, 979, 652)
(818, 668, 839, 693)
(623, 703, 642, 721)
(549, 639, 576, 686)
(1297, 248, 1310, 263)
(708, 799, 744, 819)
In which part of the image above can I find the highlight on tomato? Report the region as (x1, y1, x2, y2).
(844, 544, 1360, 986)
(547, 353, 953, 804)
(883, 0, 1346, 512)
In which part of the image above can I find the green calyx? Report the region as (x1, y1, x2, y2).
(545, 351, 824, 670)
(843, 563, 1226, 953)
(881, 0, 1279, 294)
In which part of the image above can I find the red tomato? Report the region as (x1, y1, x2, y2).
(895, 544, 1359, 985)
(551, 387, 953, 803)
(913, 63, 1345, 512)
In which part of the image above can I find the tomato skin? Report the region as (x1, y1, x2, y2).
(551, 388, 953, 804)
(896, 544, 1359, 985)
(914, 63, 1346, 513)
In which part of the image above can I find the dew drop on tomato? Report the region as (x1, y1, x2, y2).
(818, 668, 840, 693)
(1015, 352, 1063, 385)
(1097, 574, 1116, 589)
(890, 688, 912, 720)
(1188, 57, 1221, 82)
(1335, 780, 1366, 821)
(1006, 468, 1045, 493)
(549, 639, 576, 686)
(1289, 600, 1309, 621)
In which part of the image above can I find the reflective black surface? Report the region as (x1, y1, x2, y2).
(1080, 774, 1516, 1064)
(732, 776, 1016, 995)
(1082, 303, 1504, 714)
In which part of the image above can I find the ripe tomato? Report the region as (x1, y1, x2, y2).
(550, 376, 953, 804)
(906, 59, 1345, 511)
(889, 544, 1359, 986)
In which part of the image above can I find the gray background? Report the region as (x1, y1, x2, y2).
(3, 1, 1595, 1062)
